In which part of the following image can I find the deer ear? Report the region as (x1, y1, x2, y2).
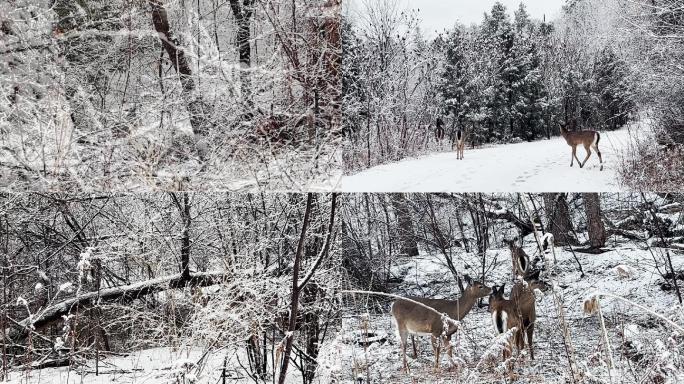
(500, 283, 506, 293)
(463, 274, 473, 286)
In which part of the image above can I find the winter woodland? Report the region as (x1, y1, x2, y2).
(2, 0, 684, 383)
(337, 193, 684, 383)
(0, 193, 340, 383)
(0, 0, 342, 191)
(342, 0, 684, 190)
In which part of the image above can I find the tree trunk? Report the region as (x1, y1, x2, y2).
(228, 0, 255, 110)
(170, 192, 192, 282)
(390, 194, 419, 257)
(149, 0, 213, 138)
(543, 193, 577, 246)
(583, 193, 606, 249)
(278, 194, 313, 384)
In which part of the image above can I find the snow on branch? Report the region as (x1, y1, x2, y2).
(8, 271, 227, 341)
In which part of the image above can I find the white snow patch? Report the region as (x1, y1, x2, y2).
(342, 128, 637, 192)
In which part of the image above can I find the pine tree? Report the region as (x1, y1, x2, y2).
(481, 2, 515, 142)
(438, 26, 471, 136)
(592, 47, 635, 131)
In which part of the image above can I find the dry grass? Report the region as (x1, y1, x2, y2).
(618, 129, 684, 191)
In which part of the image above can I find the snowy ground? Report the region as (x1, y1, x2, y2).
(332, 240, 684, 383)
(341, 126, 643, 193)
(2, 346, 306, 384)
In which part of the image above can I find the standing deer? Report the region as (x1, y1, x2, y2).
(510, 270, 551, 360)
(391, 275, 492, 371)
(504, 238, 530, 278)
(490, 272, 550, 363)
(453, 128, 465, 160)
(559, 124, 604, 171)
(435, 117, 446, 142)
(489, 284, 523, 363)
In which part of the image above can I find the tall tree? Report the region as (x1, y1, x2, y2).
(229, 0, 255, 111)
(583, 193, 606, 249)
(544, 193, 577, 246)
(391, 194, 419, 257)
(150, 0, 214, 142)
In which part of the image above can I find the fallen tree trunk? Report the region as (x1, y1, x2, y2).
(8, 271, 225, 341)
(436, 193, 535, 236)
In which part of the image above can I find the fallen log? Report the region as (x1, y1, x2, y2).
(8, 271, 225, 341)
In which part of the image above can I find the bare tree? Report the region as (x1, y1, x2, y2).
(584, 193, 606, 249)
(544, 193, 577, 246)
(391, 194, 419, 257)
(149, 0, 214, 141)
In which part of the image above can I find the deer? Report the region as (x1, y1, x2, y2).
(391, 275, 492, 371)
(504, 238, 531, 279)
(453, 128, 465, 160)
(489, 284, 523, 364)
(435, 117, 446, 142)
(509, 269, 551, 360)
(559, 123, 604, 171)
(489, 272, 551, 363)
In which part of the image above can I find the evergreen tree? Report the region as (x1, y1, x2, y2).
(481, 2, 515, 142)
(438, 26, 471, 136)
(592, 47, 635, 131)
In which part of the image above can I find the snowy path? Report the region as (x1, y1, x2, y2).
(342, 128, 638, 192)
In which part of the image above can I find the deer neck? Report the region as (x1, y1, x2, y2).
(449, 290, 479, 320)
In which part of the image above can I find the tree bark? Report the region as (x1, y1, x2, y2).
(149, 0, 213, 138)
(228, 0, 255, 110)
(390, 194, 419, 257)
(543, 193, 577, 246)
(278, 194, 313, 384)
(171, 192, 192, 283)
(583, 193, 606, 249)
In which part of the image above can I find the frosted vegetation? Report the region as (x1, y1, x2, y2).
(337, 193, 684, 383)
(0, 0, 342, 191)
(342, 0, 684, 190)
(0, 193, 340, 383)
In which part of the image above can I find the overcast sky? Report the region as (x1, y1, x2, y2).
(347, 0, 566, 36)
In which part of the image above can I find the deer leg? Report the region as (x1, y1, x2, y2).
(527, 324, 535, 360)
(411, 335, 418, 359)
(399, 329, 409, 372)
(445, 335, 454, 368)
(432, 336, 440, 370)
(515, 330, 523, 357)
(594, 144, 604, 171)
(571, 146, 578, 167)
(580, 145, 592, 168)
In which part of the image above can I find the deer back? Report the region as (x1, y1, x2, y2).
(511, 282, 537, 323)
(391, 297, 451, 336)
(507, 241, 530, 277)
(489, 294, 520, 334)
(561, 128, 598, 146)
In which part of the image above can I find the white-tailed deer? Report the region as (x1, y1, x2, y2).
(504, 238, 530, 278)
(435, 117, 446, 142)
(391, 275, 491, 371)
(490, 272, 550, 363)
(489, 284, 522, 363)
(510, 270, 551, 360)
(453, 128, 465, 160)
(559, 124, 604, 171)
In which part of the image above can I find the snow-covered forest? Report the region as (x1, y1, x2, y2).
(335, 193, 684, 383)
(342, 0, 684, 190)
(0, 193, 340, 383)
(0, 0, 341, 191)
